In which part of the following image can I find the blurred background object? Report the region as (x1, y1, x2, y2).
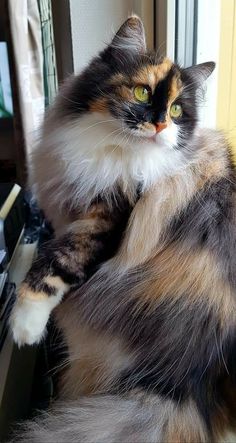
(0, 42, 13, 119)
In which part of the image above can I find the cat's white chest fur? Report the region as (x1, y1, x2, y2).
(32, 112, 185, 214)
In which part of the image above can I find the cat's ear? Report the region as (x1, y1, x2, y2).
(103, 16, 146, 64)
(183, 62, 215, 86)
(111, 15, 146, 54)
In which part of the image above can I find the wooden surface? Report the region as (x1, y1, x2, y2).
(217, 0, 236, 158)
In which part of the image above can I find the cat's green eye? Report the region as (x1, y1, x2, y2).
(134, 86, 150, 103)
(170, 103, 182, 118)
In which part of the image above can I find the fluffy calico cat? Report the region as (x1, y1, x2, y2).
(10, 16, 236, 442)
(10, 16, 214, 346)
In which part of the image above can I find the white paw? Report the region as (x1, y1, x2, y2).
(9, 298, 50, 346)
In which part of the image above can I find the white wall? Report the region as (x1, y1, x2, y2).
(69, 0, 154, 74)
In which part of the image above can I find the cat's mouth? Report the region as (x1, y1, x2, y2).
(133, 122, 169, 143)
(123, 121, 177, 148)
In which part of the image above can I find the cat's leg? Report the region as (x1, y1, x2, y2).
(10, 202, 128, 346)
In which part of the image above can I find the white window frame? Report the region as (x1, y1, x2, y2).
(195, 0, 221, 128)
(155, 0, 221, 128)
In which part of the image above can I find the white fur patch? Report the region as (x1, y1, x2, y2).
(31, 112, 185, 217)
(9, 293, 62, 347)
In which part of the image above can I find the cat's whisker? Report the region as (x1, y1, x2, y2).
(109, 131, 127, 154)
(69, 119, 119, 136)
(49, 357, 71, 376)
(84, 127, 124, 152)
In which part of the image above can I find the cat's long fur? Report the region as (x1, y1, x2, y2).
(11, 16, 236, 442)
(16, 395, 210, 443)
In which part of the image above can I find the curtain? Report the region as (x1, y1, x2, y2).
(38, 0, 58, 107)
(5, 0, 58, 184)
(7, 0, 45, 159)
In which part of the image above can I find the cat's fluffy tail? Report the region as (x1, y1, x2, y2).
(12, 394, 209, 442)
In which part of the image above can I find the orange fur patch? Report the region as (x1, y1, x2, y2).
(44, 275, 69, 292)
(109, 73, 126, 85)
(132, 58, 173, 92)
(137, 121, 155, 132)
(89, 98, 108, 113)
(18, 283, 49, 301)
(118, 85, 135, 101)
(138, 245, 235, 323)
(55, 318, 133, 399)
(165, 399, 208, 442)
(168, 73, 182, 104)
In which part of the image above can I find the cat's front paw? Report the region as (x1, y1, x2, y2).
(9, 282, 64, 347)
(9, 282, 54, 346)
(9, 296, 49, 346)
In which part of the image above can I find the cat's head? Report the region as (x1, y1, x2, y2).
(63, 16, 215, 153)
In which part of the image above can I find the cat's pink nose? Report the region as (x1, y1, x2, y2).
(155, 122, 167, 133)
